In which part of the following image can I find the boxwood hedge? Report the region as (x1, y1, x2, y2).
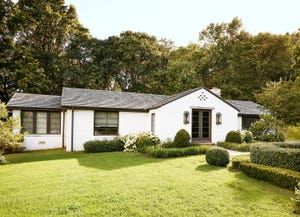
(239, 162, 300, 190)
(144, 146, 209, 158)
(217, 142, 250, 152)
(250, 143, 300, 172)
(84, 138, 124, 153)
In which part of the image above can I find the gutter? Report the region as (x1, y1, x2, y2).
(71, 108, 74, 152)
(62, 109, 65, 148)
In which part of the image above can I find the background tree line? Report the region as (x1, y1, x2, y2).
(1, 0, 299, 125)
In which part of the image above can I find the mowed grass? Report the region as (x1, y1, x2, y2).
(0, 149, 296, 217)
(287, 126, 300, 140)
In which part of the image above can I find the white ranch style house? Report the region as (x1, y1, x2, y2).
(7, 87, 267, 151)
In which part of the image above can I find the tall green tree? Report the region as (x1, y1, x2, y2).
(158, 44, 203, 95)
(14, 0, 90, 95)
(256, 77, 300, 125)
(198, 17, 297, 100)
(0, 0, 18, 102)
(114, 31, 169, 92)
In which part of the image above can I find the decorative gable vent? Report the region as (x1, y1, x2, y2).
(198, 92, 208, 101)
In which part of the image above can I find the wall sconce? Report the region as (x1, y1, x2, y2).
(216, 112, 222, 125)
(183, 111, 190, 124)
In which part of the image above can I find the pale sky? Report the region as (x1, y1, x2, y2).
(65, 0, 300, 47)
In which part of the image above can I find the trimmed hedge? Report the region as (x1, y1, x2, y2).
(274, 142, 300, 149)
(231, 155, 250, 169)
(242, 131, 254, 143)
(225, 131, 243, 144)
(205, 147, 230, 166)
(144, 146, 209, 158)
(250, 143, 300, 172)
(173, 129, 191, 148)
(239, 162, 300, 190)
(161, 140, 174, 148)
(84, 138, 124, 153)
(217, 142, 250, 152)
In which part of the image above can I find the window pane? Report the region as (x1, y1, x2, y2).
(94, 111, 118, 135)
(106, 112, 118, 127)
(21, 111, 33, 134)
(49, 112, 61, 134)
(95, 112, 107, 127)
(36, 112, 47, 134)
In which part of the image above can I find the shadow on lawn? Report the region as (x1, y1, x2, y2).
(195, 164, 226, 172)
(76, 152, 165, 170)
(5, 149, 165, 170)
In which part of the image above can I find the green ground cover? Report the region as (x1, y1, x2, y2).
(0, 149, 296, 217)
(287, 126, 300, 140)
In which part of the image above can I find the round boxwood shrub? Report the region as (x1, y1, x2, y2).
(205, 147, 230, 166)
(243, 130, 254, 143)
(225, 131, 243, 144)
(173, 129, 191, 148)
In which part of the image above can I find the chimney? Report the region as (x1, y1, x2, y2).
(210, 87, 221, 97)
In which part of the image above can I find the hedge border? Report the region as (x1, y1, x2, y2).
(144, 146, 210, 158)
(83, 138, 124, 153)
(239, 162, 300, 190)
(217, 142, 250, 152)
(250, 143, 300, 172)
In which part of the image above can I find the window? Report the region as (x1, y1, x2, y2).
(94, 111, 118, 135)
(151, 113, 155, 132)
(21, 111, 61, 134)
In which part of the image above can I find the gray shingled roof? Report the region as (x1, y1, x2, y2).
(7, 93, 61, 110)
(226, 100, 268, 116)
(147, 87, 201, 109)
(7, 88, 267, 116)
(148, 87, 239, 111)
(61, 87, 168, 110)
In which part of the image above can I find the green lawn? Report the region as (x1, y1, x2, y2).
(0, 149, 296, 217)
(287, 126, 300, 140)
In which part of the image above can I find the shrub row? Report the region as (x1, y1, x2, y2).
(231, 155, 250, 169)
(83, 138, 124, 153)
(225, 130, 254, 144)
(250, 143, 300, 172)
(274, 142, 300, 149)
(144, 146, 209, 158)
(239, 162, 300, 190)
(217, 142, 250, 152)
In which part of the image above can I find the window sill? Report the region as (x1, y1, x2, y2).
(25, 134, 62, 137)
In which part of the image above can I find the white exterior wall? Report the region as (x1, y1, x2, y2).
(150, 88, 240, 143)
(65, 110, 149, 151)
(237, 116, 242, 131)
(13, 110, 63, 151)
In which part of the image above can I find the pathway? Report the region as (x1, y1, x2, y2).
(227, 149, 250, 157)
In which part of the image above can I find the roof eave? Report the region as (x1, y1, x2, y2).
(61, 105, 149, 112)
(7, 106, 62, 111)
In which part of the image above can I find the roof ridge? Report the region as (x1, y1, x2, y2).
(13, 92, 61, 97)
(62, 87, 167, 97)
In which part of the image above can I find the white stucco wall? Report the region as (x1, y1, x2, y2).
(65, 110, 149, 151)
(150, 88, 240, 143)
(13, 110, 63, 151)
(12, 88, 243, 151)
